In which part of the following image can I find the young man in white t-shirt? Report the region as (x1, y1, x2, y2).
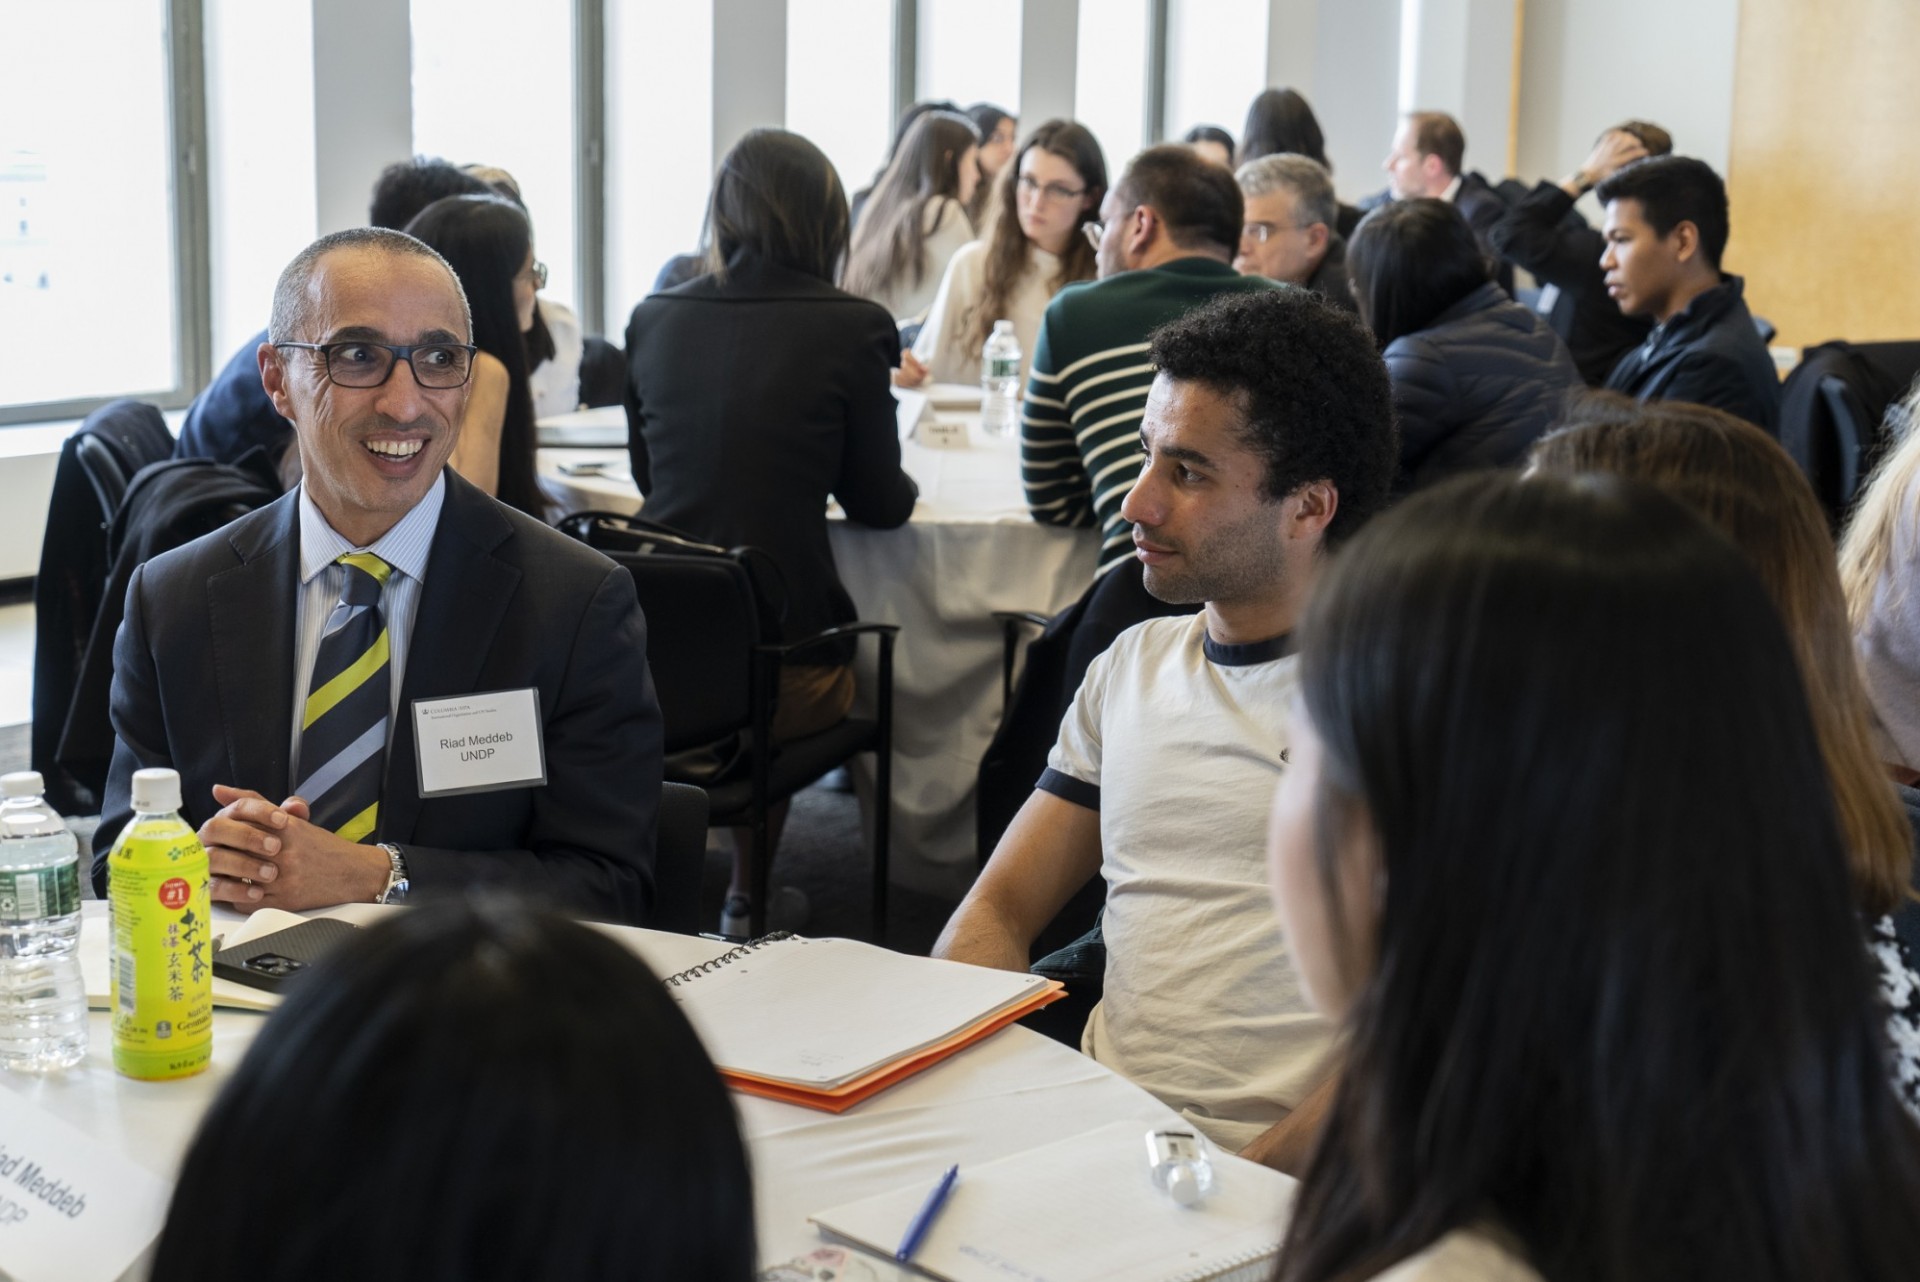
(935, 288, 1397, 1165)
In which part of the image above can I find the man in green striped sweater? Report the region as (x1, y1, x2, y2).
(1022, 145, 1280, 575)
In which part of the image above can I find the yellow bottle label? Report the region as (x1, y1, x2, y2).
(107, 817, 213, 1081)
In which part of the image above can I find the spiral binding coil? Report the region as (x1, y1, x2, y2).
(663, 930, 797, 987)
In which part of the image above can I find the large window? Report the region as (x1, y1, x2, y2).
(205, 0, 316, 360)
(917, 0, 1021, 116)
(411, 0, 580, 317)
(606, 0, 713, 323)
(1075, 0, 1149, 179)
(1, 0, 181, 414)
(787, 0, 894, 198)
(1164, 0, 1269, 149)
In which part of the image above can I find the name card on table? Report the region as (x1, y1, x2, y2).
(0, 1083, 170, 1282)
(412, 688, 548, 798)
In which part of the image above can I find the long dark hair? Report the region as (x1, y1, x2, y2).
(151, 900, 756, 1282)
(1239, 88, 1330, 169)
(1278, 472, 1920, 1281)
(967, 119, 1106, 353)
(402, 194, 542, 516)
(1345, 198, 1489, 348)
(843, 110, 980, 304)
(704, 127, 850, 285)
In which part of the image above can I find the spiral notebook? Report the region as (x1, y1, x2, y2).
(663, 934, 1065, 1112)
(808, 1120, 1292, 1282)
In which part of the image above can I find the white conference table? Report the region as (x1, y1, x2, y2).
(27, 902, 1186, 1280)
(536, 400, 1101, 900)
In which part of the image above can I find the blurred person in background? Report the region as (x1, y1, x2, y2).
(1346, 199, 1577, 492)
(965, 102, 1018, 227)
(1183, 124, 1235, 169)
(844, 110, 983, 323)
(1488, 121, 1671, 385)
(405, 194, 545, 517)
(1233, 154, 1356, 314)
(464, 163, 588, 417)
(1239, 88, 1361, 239)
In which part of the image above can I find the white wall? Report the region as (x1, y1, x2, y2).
(1271, 0, 1403, 203)
(1515, 0, 1738, 189)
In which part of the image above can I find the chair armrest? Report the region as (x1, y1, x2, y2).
(758, 621, 902, 663)
(991, 611, 1050, 630)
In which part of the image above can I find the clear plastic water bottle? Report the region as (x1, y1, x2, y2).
(980, 319, 1022, 438)
(1145, 1128, 1216, 1207)
(0, 772, 87, 1072)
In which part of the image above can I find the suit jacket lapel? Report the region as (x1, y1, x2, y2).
(380, 473, 521, 843)
(208, 492, 300, 803)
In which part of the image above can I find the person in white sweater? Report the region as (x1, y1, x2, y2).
(898, 119, 1107, 388)
(842, 110, 980, 323)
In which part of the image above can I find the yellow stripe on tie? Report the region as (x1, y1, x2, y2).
(303, 629, 391, 729)
(335, 801, 379, 844)
(338, 552, 394, 584)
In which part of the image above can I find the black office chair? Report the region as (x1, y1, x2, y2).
(652, 781, 710, 935)
(563, 513, 899, 940)
(72, 400, 175, 523)
(30, 400, 177, 813)
(1780, 339, 1920, 527)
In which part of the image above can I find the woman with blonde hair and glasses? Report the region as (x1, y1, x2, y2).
(1528, 392, 1920, 1114)
(1839, 384, 1920, 775)
(896, 120, 1106, 388)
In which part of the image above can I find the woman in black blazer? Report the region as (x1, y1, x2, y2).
(623, 128, 918, 928)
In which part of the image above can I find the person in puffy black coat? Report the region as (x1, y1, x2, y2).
(1348, 199, 1580, 493)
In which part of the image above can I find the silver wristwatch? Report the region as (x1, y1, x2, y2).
(375, 842, 410, 904)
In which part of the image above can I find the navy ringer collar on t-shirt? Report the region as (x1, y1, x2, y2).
(1202, 631, 1296, 667)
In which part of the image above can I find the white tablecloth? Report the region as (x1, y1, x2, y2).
(31, 904, 1185, 1279)
(537, 404, 1099, 899)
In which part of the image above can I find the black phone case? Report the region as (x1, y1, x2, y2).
(212, 918, 361, 993)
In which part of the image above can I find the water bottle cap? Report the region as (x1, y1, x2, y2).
(1167, 1164, 1202, 1206)
(992, 319, 1013, 334)
(131, 768, 183, 814)
(0, 772, 43, 800)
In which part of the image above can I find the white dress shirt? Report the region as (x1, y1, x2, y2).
(287, 473, 446, 781)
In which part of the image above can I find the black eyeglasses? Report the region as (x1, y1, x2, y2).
(1017, 174, 1088, 204)
(274, 340, 477, 389)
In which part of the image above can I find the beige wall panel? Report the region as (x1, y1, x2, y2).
(1729, 0, 1920, 347)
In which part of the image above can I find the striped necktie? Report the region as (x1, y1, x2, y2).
(295, 552, 392, 843)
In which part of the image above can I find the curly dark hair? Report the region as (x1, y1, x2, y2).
(1148, 288, 1397, 545)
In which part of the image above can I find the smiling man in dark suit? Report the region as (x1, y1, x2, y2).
(93, 227, 662, 923)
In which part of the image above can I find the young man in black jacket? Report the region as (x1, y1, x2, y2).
(1596, 156, 1781, 432)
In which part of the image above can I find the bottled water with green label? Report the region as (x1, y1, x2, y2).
(0, 772, 86, 1072)
(980, 319, 1022, 437)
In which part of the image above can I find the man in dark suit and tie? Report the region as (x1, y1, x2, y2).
(93, 227, 662, 924)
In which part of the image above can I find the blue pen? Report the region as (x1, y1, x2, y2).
(894, 1163, 960, 1263)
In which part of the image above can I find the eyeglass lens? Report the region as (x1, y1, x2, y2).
(326, 342, 473, 389)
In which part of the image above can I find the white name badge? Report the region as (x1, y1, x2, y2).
(0, 1083, 170, 1282)
(411, 688, 548, 798)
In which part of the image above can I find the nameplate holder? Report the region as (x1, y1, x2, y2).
(911, 415, 969, 450)
(412, 688, 548, 799)
(0, 1083, 170, 1282)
